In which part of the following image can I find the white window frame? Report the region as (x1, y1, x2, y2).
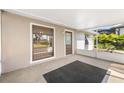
(0, 11, 1, 76)
(64, 29, 74, 56)
(30, 23, 56, 64)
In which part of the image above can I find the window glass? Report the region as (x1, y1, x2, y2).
(32, 25, 54, 61)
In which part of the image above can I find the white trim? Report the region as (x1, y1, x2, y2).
(0, 10, 1, 76)
(30, 23, 56, 64)
(64, 29, 74, 56)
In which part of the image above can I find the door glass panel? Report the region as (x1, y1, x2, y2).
(65, 31, 72, 55)
(65, 32, 72, 45)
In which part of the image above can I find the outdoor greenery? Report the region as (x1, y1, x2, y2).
(94, 33, 124, 51)
(33, 33, 50, 48)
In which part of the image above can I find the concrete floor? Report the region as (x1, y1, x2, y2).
(0, 55, 124, 83)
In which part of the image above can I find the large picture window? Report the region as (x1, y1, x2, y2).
(31, 24, 54, 61)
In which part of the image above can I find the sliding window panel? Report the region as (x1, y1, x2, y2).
(32, 25, 54, 61)
(76, 31, 97, 58)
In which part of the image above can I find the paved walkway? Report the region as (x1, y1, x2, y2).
(0, 55, 124, 83)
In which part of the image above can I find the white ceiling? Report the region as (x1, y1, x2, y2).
(6, 9, 124, 30)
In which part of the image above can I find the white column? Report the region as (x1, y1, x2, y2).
(0, 10, 1, 76)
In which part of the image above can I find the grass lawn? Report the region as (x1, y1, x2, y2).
(33, 44, 48, 48)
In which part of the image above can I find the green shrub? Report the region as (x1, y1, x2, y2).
(94, 33, 124, 51)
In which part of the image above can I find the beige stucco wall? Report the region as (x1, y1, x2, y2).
(1, 11, 76, 73)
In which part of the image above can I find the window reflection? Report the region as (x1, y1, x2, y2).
(32, 25, 54, 61)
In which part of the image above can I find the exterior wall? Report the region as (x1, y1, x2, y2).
(97, 52, 124, 64)
(77, 49, 96, 58)
(2, 11, 76, 73)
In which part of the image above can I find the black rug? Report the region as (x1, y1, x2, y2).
(43, 60, 107, 83)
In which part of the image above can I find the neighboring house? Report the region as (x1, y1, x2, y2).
(97, 26, 124, 35)
(119, 27, 124, 35)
